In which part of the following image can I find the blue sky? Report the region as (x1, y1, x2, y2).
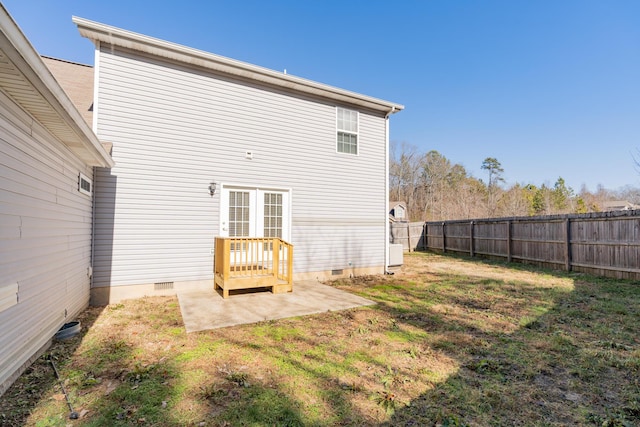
(4, 0, 640, 192)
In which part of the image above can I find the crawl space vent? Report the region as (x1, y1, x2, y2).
(331, 269, 344, 276)
(154, 282, 174, 291)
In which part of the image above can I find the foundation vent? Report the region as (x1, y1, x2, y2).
(331, 269, 344, 276)
(154, 282, 174, 291)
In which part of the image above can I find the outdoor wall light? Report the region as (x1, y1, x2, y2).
(209, 182, 217, 196)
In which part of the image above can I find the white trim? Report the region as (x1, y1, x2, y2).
(92, 41, 100, 133)
(384, 109, 393, 271)
(0, 6, 113, 168)
(73, 16, 404, 115)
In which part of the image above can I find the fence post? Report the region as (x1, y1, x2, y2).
(407, 222, 412, 252)
(423, 222, 427, 250)
(442, 222, 446, 253)
(469, 221, 474, 257)
(507, 220, 512, 263)
(565, 218, 572, 271)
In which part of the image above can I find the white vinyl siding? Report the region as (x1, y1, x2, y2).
(0, 90, 93, 393)
(92, 46, 387, 289)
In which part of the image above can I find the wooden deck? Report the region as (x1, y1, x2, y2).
(214, 237, 293, 298)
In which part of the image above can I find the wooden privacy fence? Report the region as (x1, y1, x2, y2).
(423, 210, 640, 280)
(390, 221, 426, 251)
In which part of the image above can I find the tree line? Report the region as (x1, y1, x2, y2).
(390, 142, 640, 221)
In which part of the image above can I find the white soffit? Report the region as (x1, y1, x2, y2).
(0, 6, 114, 168)
(72, 16, 404, 115)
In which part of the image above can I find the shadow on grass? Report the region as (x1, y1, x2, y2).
(77, 337, 321, 425)
(4, 253, 638, 426)
(372, 253, 640, 426)
(0, 306, 104, 427)
(213, 330, 380, 426)
(201, 253, 637, 426)
(196, 378, 310, 426)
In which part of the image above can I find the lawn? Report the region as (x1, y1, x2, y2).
(1, 252, 639, 426)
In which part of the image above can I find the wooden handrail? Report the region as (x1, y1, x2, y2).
(214, 237, 293, 298)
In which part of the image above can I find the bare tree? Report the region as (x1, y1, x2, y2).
(389, 142, 422, 220)
(420, 150, 452, 220)
(498, 184, 531, 217)
(389, 144, 631, 221)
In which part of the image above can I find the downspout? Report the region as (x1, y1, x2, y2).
(92, 41, 100, 134)
(89, 41, 100, 297)
(89, 166, 96, 300)
(384, 106, 395, 274)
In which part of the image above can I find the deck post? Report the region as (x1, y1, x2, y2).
(272, 238, 279, 280)
(223, 238, 230, 282)
(287, 243, 294, 285)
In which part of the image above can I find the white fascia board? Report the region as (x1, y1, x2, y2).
(72, 16, 404, 115)
(0, 6, 114, 168)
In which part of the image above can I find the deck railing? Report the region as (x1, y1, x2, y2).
(214, 237, 293, 298)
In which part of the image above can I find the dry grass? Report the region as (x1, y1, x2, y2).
(1, 252, 639, 426)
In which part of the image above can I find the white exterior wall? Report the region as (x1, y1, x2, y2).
(92, 46, 387, 295)
(0, 90, 93, 394)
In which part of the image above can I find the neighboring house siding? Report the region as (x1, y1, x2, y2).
(92, 46, 387, 291)
(0, 91, 93, 393)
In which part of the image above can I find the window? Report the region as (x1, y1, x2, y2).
(78, 173, 92, 196)
(337, 107, 358, 154)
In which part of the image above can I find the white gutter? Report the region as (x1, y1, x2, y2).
(0, 6, 114, 168)
(73, 16, 404, 115)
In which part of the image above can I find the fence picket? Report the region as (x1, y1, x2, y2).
(391, 210, 640, 280)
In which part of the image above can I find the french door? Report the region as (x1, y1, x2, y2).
(220, 186, 290, 241)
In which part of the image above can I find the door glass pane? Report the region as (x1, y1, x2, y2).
(263, 193, 283, 238)
(229, 191, 250, 237)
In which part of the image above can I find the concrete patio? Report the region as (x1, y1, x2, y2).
(177, 280, 376, 333)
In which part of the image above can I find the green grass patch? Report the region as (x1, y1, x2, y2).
(2, 253, 639, 426)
